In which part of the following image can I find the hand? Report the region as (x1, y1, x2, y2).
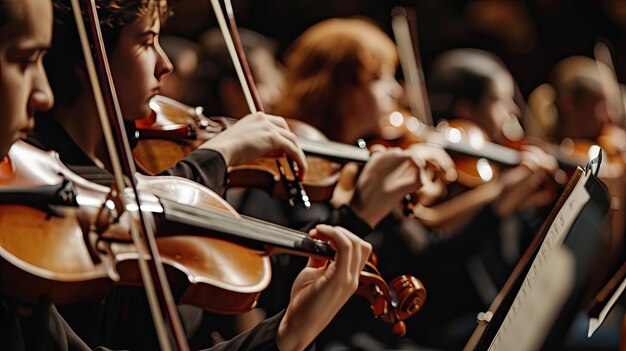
(199, 112, 308, 177)
(276, 225, 372, 351)
(492, 146, 557, 217)
(348, 145, 456, 227)
(407, 144, 457, 206)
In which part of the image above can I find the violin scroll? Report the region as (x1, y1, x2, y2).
(356, 262, 426, 335)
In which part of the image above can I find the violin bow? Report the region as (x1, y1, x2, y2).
(391, 7, 433, 126)
(594, 40, 626, 129)
(70, 1, 189, 350)
(209, 0, 311, 209)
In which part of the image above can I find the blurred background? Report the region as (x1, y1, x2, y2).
(162, 0, 626, 98)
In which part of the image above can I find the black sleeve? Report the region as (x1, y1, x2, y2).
(88, 311, 314, 351)
(300, 204, 372, 238)
(204, 310, 314, 351)
(50, 306, 92, 351)
(422, 204, 500, 263)
(159, 149, 228, 196)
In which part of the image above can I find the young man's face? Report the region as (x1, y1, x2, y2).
(110, 14, 172, 121)
(472, 71, 520, 139)
(0, 0, 53, 156)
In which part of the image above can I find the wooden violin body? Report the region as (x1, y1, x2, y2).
(0, 140, 271, 314)
(0, 141, 111, 304)
(0, 141, 425, 331)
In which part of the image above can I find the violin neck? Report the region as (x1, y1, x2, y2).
(296, 137, 371, 164)
(438, 137, 521, 166)
(158, 197, 335, 259)
(208, 116, 371, 164)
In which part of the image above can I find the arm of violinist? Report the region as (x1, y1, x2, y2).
(205, 225, 371, 351)
(491, 146, 557, 217)
(414, 147, 557, 230)
(408, 143, 457, 206)
(276, 224, 372, 351)
(344, 145, 456, 228)
(197, 112, 308, 177)
(412, 181, 502, 231)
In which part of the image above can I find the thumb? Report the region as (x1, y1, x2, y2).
(337, 162, 359, 191)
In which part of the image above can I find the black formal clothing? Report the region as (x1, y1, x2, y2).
(0, 294, 288, 351)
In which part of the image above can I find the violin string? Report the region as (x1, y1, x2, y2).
(162, 198, 315, 248)
(159, 198, 333, 258)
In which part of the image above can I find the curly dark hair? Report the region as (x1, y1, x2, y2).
(0, 2, 9, 30)
(45, 0, 172, 106)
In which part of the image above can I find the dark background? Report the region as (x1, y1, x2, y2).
(163, 0, 626, 98)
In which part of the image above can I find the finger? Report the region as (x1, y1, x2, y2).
(338, 162, 359, 191)
(271, 131, 309, 177)
(265, 114, 291, 131)
(312, 224, 354, 277)
(405, 149, 426, 169)
(433, 149, 457, 176)
(335, 226, 369, 279)
(369, 144, 387, 153)
(274, 125, 301, 152)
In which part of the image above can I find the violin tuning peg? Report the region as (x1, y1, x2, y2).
(392, 320, 407, 336)
(371, 294, 388, 317)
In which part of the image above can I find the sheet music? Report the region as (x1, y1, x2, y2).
(488, 169, 592, 350)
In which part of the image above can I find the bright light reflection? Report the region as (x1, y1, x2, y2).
(469, 129, 485, 149)
(446, 128, 462, 143)
(125, 203, 163, 213)
(477, 158, 493, 182)
(588, 144, 601, 161)
(406, 116, 420, 132)
(76, 195, 105, 207)
(176, 185, 200, 204)
(389, 111, 404, 127)
(149, 99, 161, 113)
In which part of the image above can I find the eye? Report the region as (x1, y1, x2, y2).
(16, 49, 45, 64)
(23, 53, 37, 63)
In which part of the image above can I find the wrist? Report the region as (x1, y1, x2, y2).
(276, 316, 306, 351)
(350, 200, 381, 228)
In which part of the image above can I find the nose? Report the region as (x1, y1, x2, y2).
(29, 64, 54, 113)
(155, 42, 174, 81)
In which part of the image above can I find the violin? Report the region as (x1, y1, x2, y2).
(134, 95, 370, 201)
(0, 140, 426, 334)
(376, 110, 582, 188)
(389, 8, 580, 189)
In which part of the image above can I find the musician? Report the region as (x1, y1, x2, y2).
(532, 55, 626, 278)
(1, 1, 374, 350)
(250, 18, 456, 350)
(0, 0, 91, 349)
(399, 48, 558, 348)
(33, 2, 454, 347)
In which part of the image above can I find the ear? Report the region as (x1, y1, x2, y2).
(527, 83, 557, 137)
